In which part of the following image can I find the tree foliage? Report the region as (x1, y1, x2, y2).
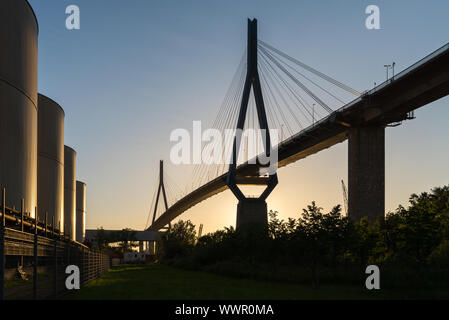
(156, 185, 449, 287)
(158, 220, 197, 260)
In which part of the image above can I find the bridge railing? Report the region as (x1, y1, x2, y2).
(339, 42, 449, 115)
(279, 42, 449, 149)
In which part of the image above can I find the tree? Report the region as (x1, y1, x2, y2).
(158, 220, 197, 260)
(296, 202, 329, 287)
(392, 188, 447, 266)
(94, 227, 108, 250)
(268, 210, 289, 239)
(320, 205, 354, 266)
(353, 217, 378, 266)
(116, 228, 139, 253)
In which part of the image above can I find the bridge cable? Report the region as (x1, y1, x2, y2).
(192, 54, 247, 188)
(260, 45, 347, 105)
(259, 40, 361, 96)
(145, 170, 160, 229)
(259, 61, 295, 137)
(191, 52, 246, 188)
(259, 51, 316, 124)
(258, 55, 305, 132)
(259, 46, 334, 114)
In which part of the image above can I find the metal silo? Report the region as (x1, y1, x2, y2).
(76, 181, 86, 243)
(37, 94, 65, 231)
(0, 0, 39, 216)
(64, 146, 76, 240)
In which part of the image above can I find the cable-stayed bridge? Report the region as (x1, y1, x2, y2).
(145, 19, 449, 232)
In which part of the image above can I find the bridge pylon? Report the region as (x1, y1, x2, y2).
(150, 160, 170, 230)
(226, 19, 278, 231)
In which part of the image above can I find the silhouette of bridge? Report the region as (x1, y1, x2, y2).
(145, 19, 449, 232)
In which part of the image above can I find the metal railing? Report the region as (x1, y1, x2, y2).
(0, 187, 110, 300)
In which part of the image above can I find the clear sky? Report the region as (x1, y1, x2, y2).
(29, 0, 449, 234)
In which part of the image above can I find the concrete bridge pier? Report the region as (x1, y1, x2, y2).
(139, 241, 143, 253)
(236, 198, 268, 230)
(348, 125, 385, 223)
(149, 241, 156, 255)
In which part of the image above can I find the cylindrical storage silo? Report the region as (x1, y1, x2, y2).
(0, 0, 39, 216)
(37, 94, 65, 230)
(64, 146, 76, 240)
(76, 181, 86, 243)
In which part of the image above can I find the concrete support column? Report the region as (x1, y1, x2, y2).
(236, 198, 268, 231)
(149, 241, 156, 255)
(139, 241, 143, 253)
(348, 125, 385, 223)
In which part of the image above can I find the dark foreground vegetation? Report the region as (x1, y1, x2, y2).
(157, 185, 449, 298)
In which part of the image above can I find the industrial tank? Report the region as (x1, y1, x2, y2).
(64, 146, 76, 240)
(37, 94, 64, 230)
(0, 0, 39, 216)
(76, 181, 86, 243)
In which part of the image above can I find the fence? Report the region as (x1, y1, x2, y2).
(0, 188, 110, 300)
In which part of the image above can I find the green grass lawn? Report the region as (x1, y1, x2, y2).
(65, 263, 421, 300)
